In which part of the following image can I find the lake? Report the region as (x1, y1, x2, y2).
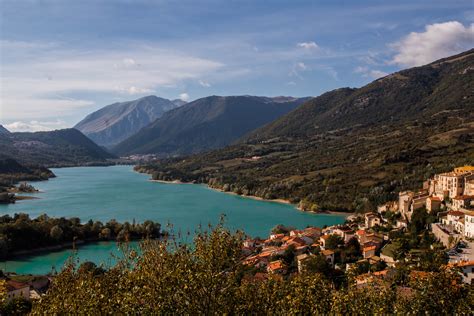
(0, 165, 346, 274)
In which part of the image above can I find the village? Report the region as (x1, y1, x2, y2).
(240, 165, 474, 286)
(1, 166, 473, 307)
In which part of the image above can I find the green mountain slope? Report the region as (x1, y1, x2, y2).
(0, 128, 115, 167)
(113, 96, 310, 156)
(137, 50, 474, 212)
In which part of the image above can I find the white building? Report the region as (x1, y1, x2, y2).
(464, 212, 474, 238)
(6, 280, 30, 302)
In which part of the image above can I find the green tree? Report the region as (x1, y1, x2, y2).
(325, 234, 343, 250)
(49, 225, 63, 241)
(303, 254, 332, 277)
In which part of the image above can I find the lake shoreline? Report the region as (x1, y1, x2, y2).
(149, 178, 350, 217)
(2, 165, 348, 274)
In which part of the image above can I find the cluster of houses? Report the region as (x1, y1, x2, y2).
(1, 276, 50, 303)
(390, 166, 474, 248)
(241, 213, 390, 279)
(240, 166, 474, 285)
(396, 166, 474, 239)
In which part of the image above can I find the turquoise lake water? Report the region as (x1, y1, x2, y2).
(0, 165, 345, 274)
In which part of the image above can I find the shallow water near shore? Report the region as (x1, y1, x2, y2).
(0, 165, 346, 274)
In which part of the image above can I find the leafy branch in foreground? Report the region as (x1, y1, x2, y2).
(31, 220, 473, 315)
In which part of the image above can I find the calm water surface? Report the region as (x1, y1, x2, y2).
(0, 165, 345, 274)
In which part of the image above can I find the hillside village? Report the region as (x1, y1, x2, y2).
(1, 166, 473, 309)
(240, 166, 474, 286)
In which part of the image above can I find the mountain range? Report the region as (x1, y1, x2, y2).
(75, 96, 183, 147)
(0, 128, 115, 166)
(112, 95, 310, 156)
(136, 49, 474, 212)
(0, 125, 10, 134)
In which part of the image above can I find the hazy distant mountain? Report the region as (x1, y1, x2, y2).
(113, 95, 310, 156)
(75, 96, 179, 147)
(172, 99, 188, 107)
(0, 125, 10, 134)
(0, 128, 115, 166)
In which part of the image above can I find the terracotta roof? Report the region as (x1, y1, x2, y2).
(304, 227, 322, 232)
(6, 280, 29, 292)
(363, 245, 377, 252)
(409, 270, 432, 279)
(429, 196, 442, 201)
(286, 237, 306, 246)
(356, 230, 366, 235)
(453, 195, 474, 200)
(271, 233, 285, 239)
(372, 270, 388, 277)
(448, 210, 465, 216)
(448, 260, 474, 268)
(268, 260, 285, 271)
(321, 249, 334, 256)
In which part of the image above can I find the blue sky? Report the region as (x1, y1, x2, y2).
(1, 0, 473, 131)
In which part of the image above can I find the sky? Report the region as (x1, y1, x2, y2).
(0, 0, 473, 132)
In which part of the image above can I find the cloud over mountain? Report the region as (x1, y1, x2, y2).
(391, 21, 474, 67)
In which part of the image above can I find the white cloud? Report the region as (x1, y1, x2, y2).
(179, 93, 190, 101)
(369, 70, 388, 79)
(354, 66, 388, 79)
(122, 58, 136, 67)
(354, 66, 369, 74)
(5, 120, 68, 132)
(390, 21, 474, 67)
(0, 40, 223, 123)
(198, 79, 211, 87)
(296, 62, 307, 70)
(297, 41, 319, 49)
(116, 86, 154, 95)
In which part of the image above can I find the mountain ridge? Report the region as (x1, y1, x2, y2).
(75, 95, 180, 147)
(113, 95, 311, 156)
(0, 125, 10, 134)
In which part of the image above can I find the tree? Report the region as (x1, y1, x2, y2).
(303, 255, 332, 277)
(270, 224, 294, 234)
(27, 222, 473, 314)
(325, 235, 343, 250)
(100, 228, 112, 239)
(409, 208, 429, 235)
(340, 237, 361, 263)
(49, 225, 63, 241)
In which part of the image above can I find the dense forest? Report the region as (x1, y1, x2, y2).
(0, 128, 115, 167)
(0, 159, 55, 204)
(27, 222, 472, 314)
(136, 50, 474, 212)
(0, 213, 161, 259)
(0, 159, 54, 186)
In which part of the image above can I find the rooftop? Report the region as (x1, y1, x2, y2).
(321, 249, 334, 256)
(268, 260, 285, 271)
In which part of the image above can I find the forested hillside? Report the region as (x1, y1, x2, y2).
(137, 50, 474, 212)
(0, 129, 115, 167)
